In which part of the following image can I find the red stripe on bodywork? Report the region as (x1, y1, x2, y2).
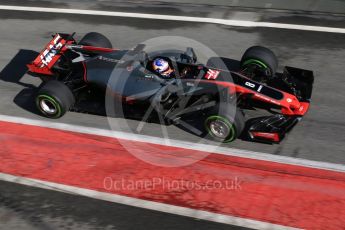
(82, 62, 87, 83)
(0, 121, 344, 229)
(81, 46, 118, 53)
(250, 132, 281, 142)
(199, 79, 309, 116)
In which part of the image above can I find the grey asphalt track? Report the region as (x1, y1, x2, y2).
(0, 2, 345, 163)
(0, 181, 249, 230)
(0, 1, 344, 229)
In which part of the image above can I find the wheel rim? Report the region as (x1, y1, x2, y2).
(40, 98, 57, 114)
(209, 120, 230, 138)
(36, 95, 62, 118)
(205, 116, 237, 142)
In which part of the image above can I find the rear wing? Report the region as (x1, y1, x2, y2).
(27, 33, 75, 75)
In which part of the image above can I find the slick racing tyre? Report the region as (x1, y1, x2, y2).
(204, 106, 245, 143)
(79, 32, 113, 48)
(36, 80, 75, 119)
(240, 46, 278, 81)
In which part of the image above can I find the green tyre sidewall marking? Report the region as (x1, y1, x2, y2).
(36, 94, 63, 118)
(242, 59, 268, 70)
(205, 115, 237, 143)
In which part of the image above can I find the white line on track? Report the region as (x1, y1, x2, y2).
(0, 172, 298, 230)
(0, 5, 342, 229)
(0, 5, 345, 33)
(0, 114, 345, 173)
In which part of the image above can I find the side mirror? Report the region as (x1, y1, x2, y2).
(137, 51, 149, 67)
(184, 47, 197, 64)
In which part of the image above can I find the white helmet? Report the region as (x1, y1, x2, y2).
(152, 58, 173, 77)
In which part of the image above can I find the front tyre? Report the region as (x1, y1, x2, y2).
(204, 107, 245, 143)
(36, 80, 75, 119)
(240, 46, 278, 82)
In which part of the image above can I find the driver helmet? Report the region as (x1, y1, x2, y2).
(152, 58, 174, 77)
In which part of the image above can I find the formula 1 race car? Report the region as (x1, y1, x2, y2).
(27, 32, 314, 144)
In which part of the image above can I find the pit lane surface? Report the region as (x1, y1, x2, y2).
(0, 181, 249, 230)
(0, 1, 345, 229)
(0, 2, 345, 163)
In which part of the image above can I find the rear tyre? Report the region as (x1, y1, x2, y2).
(240, 46, 278, 81)
(36, 80, 75, 119)
(79, 32, 112, 48)
(204, 106, 245, 143)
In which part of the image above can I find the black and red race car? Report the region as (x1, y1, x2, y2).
(27, 32, 314, 144)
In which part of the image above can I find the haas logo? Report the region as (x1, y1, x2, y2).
(205, 69, 220, 80)
(40, 35, 63, 67)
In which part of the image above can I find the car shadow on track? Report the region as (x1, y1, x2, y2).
(0, 49, 42, 115)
